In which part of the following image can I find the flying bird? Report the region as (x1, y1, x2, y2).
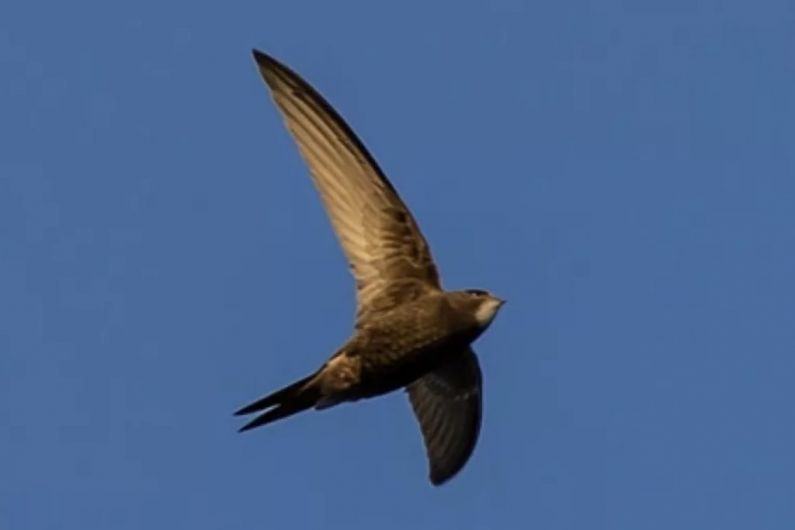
(236, 49, 505, 485)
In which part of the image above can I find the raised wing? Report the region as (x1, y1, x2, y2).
(252, 50, 441, 322)
(407, 348, 482, 485)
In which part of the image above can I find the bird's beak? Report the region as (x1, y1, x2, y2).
(496, 297, 507, 306)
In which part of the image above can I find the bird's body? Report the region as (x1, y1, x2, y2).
(237, 291, 498, 423)
(236, 50, 505, 485)
(325, 294, 477, 402)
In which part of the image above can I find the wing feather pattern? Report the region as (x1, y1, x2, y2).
(407, 348, 482, 485)
(252, 50, 441, 322)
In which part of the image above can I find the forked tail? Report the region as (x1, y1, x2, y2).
(234, 372, 321, 432)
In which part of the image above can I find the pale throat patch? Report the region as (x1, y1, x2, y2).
(474, 298, 501, 326)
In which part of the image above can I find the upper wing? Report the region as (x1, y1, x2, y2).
(407, 348, 482, 486)
(252, 50, 441, 322)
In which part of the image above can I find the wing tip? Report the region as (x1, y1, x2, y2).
(429, 465, 461, 486)
(251, 48, 297, 92)
(429, 472, 449, 487)
(251, 48, 271, 64)
(251, 48, 281, 79)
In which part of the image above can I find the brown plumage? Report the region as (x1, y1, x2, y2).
(235, 50, 505, 485)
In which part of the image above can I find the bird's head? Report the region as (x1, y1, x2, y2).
(450, 289, 506, 328)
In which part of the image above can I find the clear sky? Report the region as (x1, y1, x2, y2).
(2, 0, 794, 528)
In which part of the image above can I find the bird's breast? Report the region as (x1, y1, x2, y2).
(347, 301, 478, 398)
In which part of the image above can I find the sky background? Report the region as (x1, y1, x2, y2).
(2, 1, 794, 528)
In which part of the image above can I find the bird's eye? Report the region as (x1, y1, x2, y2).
(465, 289, 488, 297)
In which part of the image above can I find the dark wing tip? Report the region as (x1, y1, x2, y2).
(251, 49, 279, 80)
(428, 459, 468, 486)
(430, 470, 448, 486)
(250, 48, 299, 92)
(251, 49, 293, 76)
(251, 48, 274, 67)
(430, 471, 452, 487)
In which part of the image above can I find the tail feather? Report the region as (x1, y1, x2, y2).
(235, 373, 320, 432)
(234, 374, 315, 416)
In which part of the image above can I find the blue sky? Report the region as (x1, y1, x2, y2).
(2, 0, 794, 528)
